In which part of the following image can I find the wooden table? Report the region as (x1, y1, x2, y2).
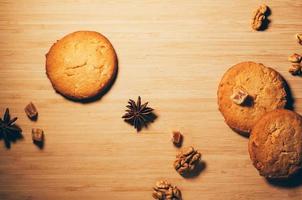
(0, 0, 302, 199)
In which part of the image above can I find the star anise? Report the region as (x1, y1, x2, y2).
(122, 96, 154, 131)
(0, 108, 22, 148)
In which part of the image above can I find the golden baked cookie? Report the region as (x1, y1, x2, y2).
(217, 61, 287, 134)
(249, 109, 302, 179)
(46, 31, 117, 100)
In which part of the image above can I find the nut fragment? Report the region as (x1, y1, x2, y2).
(174, 146, 201, 175)
(24, 102, 38, 120)
(289, 63, 302, 76)
(32, 128, 44, 142)
(296, 33, 302, 45)
(152, 180, 181, 200)
(171, 131, 183, 147)
(288, 53, 302, 76)
(230, 87, 249, 105)
(251, 4, 269, 31)
(288, 53, 302, 63)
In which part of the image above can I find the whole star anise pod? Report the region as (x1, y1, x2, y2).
(122, 96, 154, 131)
(0, 108, 22, 148)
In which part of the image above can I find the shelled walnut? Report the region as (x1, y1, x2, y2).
(288, 53, 302, 76)
(251, 4, 269, 31)
(152, 180, 181, 200)
(174, 146, 201, 175)
(230, 87, 249, 105)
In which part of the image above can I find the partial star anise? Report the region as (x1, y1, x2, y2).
(0, 108, 22, 148)
(122, 96, 154, 131)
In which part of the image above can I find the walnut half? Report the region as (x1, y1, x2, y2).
(230, 87, 249, 105)
(288, 53, 302, 76)
(174, 146, 201, 175)
(251, 4, 269, 31)
(152, 180, 182, 200)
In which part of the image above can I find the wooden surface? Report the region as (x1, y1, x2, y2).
(0, 0, 302, 199)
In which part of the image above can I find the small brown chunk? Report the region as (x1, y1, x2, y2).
(24, 102, 38, 120)
(288, 53, 302, 63)
(171, 131, 183, 147)
(32, 128, 44, 142)
(230, 87, 249, 105)
(289, 63, 302, 76)
(296, 33, 302, 45)
(152, 180, 181, 200)
(173, 146, 201, 175)
(251, 4, 269, 31)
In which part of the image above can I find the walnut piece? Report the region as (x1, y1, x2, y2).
(174, 146, 201, 175)
(289, 64, 302, 76)
(288, 53, 302, 76)
(296, 33, 302, 45)
(251, 4, 269, 31)
(152, 180, 181, 200)
(230, 87, 249, 105)
(32, 128, 44, 142)
(24, 102, 38, 120)
(288, 53, 302, 63)
(171, 131, 183, 147)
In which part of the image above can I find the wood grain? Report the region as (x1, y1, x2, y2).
(0, 0, 302, 199)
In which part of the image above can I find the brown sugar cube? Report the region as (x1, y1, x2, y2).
(24, 102, 38, 120)
(171, 131, 183, 146)
(32, 128, 44, 142)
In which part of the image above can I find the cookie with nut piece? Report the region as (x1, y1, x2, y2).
(248, 109, 302, 179)
(217, 61, 288, 134)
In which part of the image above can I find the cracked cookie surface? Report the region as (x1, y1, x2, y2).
(46, 31, 117, 100)
(217, 61, 287, 134)
(249, 109, 302, 179)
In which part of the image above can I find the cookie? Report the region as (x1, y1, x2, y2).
(249, 109, 302, 179)
(46, 31, 117, 100)
(217, 61, 287, 134)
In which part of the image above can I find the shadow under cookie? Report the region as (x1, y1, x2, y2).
(266, 169, 302, 188)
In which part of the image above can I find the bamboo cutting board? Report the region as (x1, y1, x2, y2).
(0, 0, 302, 199)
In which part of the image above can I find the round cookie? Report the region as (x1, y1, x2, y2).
(249, 109, 302, 179)
(46, 31, 117, 100)
(217, 61, 287, 133)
